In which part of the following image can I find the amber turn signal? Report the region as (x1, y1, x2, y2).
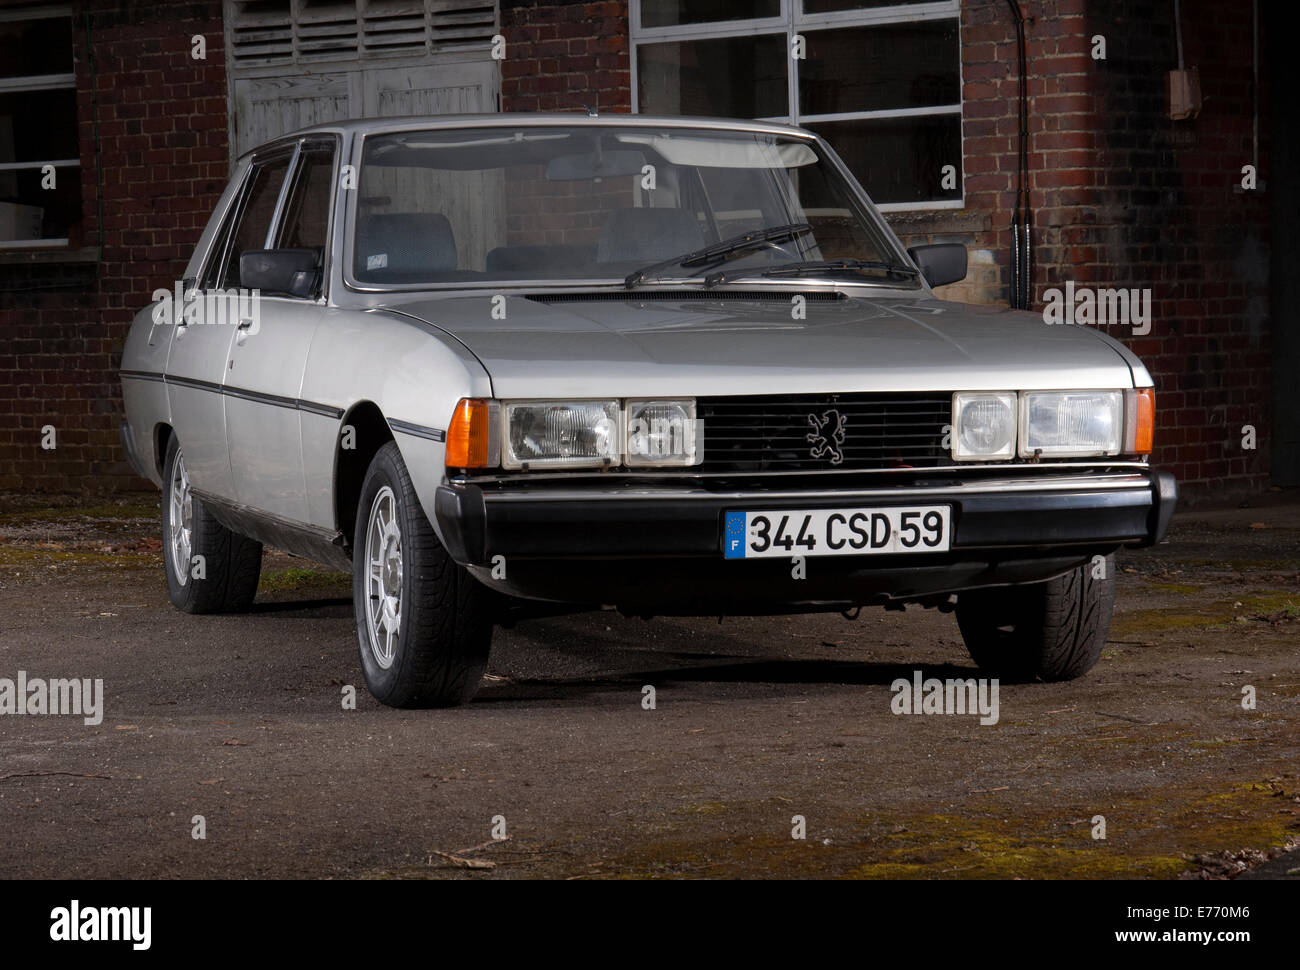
(1129, 387, 1154, 455)
(445, 398, 497, 468)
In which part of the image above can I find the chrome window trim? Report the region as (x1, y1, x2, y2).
(265, 140, 301, 250)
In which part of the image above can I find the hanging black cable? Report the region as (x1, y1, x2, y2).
(1004, 1, 1031, 309)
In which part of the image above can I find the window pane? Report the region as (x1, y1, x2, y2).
(799, 20, 959, 115)
(0, 87, 79, 243)
(0, 17, 73, 79)
(638, 35, 788, 118)
(0, 167, 80, 242)
(808, 116, 962, 205)
(802, 0, 940, 12)
(352, 126, 898, 285)
(0, 89, 79, 163)
(641, 0, 780, 28)
(786, 161, 887, 260)
(221, 155, 291, 288)
(278, 143, 335, 252)
(697, 167, 786, 238)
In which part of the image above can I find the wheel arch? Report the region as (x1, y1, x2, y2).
(153, 423, 175, 479)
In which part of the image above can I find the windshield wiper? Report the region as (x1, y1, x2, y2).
(704, 258, 920, 288)
(623, 223, 813, 289)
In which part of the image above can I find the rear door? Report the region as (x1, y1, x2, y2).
(164, 150, 292, 501)
(224, 137, 337, 524)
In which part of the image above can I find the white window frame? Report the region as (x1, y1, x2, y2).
(629, 0, 963, 212)
(0, 3, 78, 249)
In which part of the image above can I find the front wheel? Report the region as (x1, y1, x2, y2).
(955, 555, 1116, 682)
(352, 442, 492, 708)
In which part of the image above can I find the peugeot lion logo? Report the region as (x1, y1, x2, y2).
(807, 409, 847, 465)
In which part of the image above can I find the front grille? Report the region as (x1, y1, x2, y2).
(697, 392, 953, 473)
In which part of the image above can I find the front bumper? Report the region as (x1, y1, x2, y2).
(434, 469, 1176, 611)
(437, 470, 1176, 564)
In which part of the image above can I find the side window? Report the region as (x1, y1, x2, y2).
(274, 141, 336, 296)
(216, 152, 292, 289)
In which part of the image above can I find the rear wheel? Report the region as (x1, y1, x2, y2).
(161, 437, 263, 614)
(352, 441, 491, 708)
(955, 555, 1115, 682)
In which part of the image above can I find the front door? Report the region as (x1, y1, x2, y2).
(224, 137, 338, 524)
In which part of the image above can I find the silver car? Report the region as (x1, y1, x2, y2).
(120, 114, 1177, 707)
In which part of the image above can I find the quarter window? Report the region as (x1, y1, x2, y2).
(274, 140, 337, 298)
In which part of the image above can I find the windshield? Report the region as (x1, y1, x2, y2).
(350, 124, 910, 288)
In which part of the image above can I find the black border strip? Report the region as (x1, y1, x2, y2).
(389, 418, 446, 443)
(119, 369, 165, 383)
(223, 384, 301, 411)
(298, 400, 345, 418)
(120, 370, 344, 420)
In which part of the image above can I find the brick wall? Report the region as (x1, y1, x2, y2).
(901, 0, 1270, 501)
(1083, 0, 1271, 498)
(1, 0, 1276, 502)
(500, 0, 630, 114)
(0, 0, 228, 492)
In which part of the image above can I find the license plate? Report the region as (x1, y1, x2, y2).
(724, 506, 951, 559)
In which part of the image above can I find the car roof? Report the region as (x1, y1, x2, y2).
(239, 113, 816, 160)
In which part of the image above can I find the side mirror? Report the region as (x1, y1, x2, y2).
(907, 243, 967, 288)
(239, 248, 320, 297)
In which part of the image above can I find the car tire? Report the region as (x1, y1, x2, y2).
(955, 555, 1115, 682)
(162, 436, 263, 614)
(352, 441, 492, 708)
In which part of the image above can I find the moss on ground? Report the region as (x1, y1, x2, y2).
(568, 781, 1298, 880)
(1112, 591, 1300, 636)
(257, 565, 349, 594)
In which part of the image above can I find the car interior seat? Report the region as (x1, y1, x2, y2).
(355, 212, 457, 280)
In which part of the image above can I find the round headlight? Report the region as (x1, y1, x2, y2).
(956, 395, 1016, 459)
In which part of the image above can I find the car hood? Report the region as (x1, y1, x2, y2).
(387, 291, 1141, 398)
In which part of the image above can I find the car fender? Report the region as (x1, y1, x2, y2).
(298, 306, 493, 541)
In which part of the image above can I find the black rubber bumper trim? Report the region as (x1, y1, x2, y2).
(1142, 470, 1179, 547)
(435, 482, 485, 565)
(434, 471, 1177, 567)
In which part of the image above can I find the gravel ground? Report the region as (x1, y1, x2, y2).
(0, 489, 1297, 879)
